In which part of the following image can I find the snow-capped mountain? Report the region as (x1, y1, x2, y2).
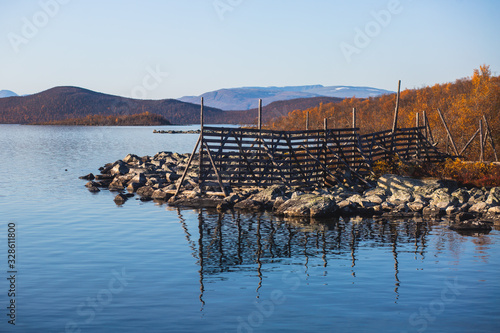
(179, 85, 393, 110)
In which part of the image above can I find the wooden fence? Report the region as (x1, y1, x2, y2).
(174, 94, 449, 196)
(176, 125, 447, 195)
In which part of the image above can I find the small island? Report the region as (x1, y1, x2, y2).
(34, 112, 171, 126)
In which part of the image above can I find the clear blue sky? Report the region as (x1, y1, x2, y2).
(1, 0, 499, 99)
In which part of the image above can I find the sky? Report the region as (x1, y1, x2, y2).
(1, 0, 499, 99)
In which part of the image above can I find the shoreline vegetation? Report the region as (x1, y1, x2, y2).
(81, 151, 500, 235)
(33, 112, 171, 126)
(268, 65, 500, 162)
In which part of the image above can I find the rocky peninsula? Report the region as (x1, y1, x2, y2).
(81, 151, 500, 234)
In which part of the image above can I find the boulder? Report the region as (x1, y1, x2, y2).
(114, 193, 128, 205)
(276, 194, 337, 218)
(408, 201, 425, 213)
(488, 206, 500, 215)
(129, 173, 147, 185)
(136, 186, 154, 199)
(363, 195, 384, 205)
(387, 190, 413, 204)
(486, 187, 500, 206)
(378, 174, 439, 194)
(123, 154, 141, 164)
(165, 172, 180, 183)
(85, 181, 100, 188)
(429, 188, 456, 208)
(469, 202, 489, 214)
(79, 173, 95, 180)
(127, 182, 143, 193)
(111, 162, 129, 176)
(451, 188, 470, 205)
(108, 178, 125, 191)
(87, 186, 100, 193)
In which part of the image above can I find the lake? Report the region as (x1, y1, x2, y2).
(1, 124, 499, 333)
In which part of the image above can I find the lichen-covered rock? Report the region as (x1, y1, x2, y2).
(388, 190, 413, 204)
(486, 187, 500, 206)
(469, 201, 489, 214)
(276, 194, 337, 217)
(451, 188, 470, 205)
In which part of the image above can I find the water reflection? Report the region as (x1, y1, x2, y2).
(174, 209, 455, 307)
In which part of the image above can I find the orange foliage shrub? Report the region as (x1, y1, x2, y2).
(268, 65, 500, 162)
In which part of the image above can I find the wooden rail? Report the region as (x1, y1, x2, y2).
(181, 125, 448, 194)
(174, 93, 450, 195)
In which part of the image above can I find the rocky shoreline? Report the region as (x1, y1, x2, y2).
(81, 151, 500, 234)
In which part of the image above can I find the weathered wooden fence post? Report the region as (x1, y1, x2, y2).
(323, 118, 328, 185)
(391, 80, 401, 154)
(199, 97, 205, 194)
(479, 119, 484, 162)
(392, 80, 401, 133)
(258, 99, 262, 185)
(306, 111, 309, 131)
(437, 108, 459, 156)
(483, 115, 499, 161)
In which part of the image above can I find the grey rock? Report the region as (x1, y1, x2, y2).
(114, 193, 128, 204)
(136, 186, 154, 198)
(87, 186, 100, 193)
(388, 190, 413, 204)
(364, 195, 384, 205)
(85, 181, 102, 188)
(108, 178, 125, 191)
(123, 154, 141, 164)
(129, 173, 147, 185)
(488, 206, 500, 214)
(276, 194, 338, 217)
(79, 173, 95, 180)
(486, 187, 500, 206)
(111, 162, 129, 176)
(469, 201, 489, 214)
(127, 182, 143, 193)
(408, 201, 425, 213)
(451, 188, 470, 205)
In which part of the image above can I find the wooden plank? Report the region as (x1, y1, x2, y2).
(174, 134, 201, 197)
(392, 80, 401, 133)
(437, 108, 459, 156)
(483, 115, 499, 162)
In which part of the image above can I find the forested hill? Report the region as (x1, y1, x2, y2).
(0, 86, 227, 125)
(0, 86, 344, 125)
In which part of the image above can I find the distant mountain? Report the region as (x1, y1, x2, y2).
(0, 86, 344, 125)
(179, 85, 393, 110)
(0, 90, 18, 98)
(0, 86, 227, 125)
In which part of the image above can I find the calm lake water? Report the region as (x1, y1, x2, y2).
(1, 124, 499, 333)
